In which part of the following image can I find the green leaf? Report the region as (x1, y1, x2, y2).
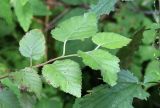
(42, 59, 82, 97)
(19, 93, 36, 108)
(0, 0, 13, 26)
(118, 70, 139, 83)
(92, 32, 131, 49)
(89, 0, 117, 17)
(142, 30, 156, 45)
(78, 49, 120, 86)
(51, 13, 98, 42)
(60, 0, 98, 5)
(20, 0, 29, 5)
(35, 98, 63, 108)
(138, 45, 160, 61)
(59, 8, 86, 22)
(74, 70, 149, 108)
(0, 90, 21, 108)
(61, 0, 83, 5)
(13, 0, 33, 31)
(19, 29, 46, 60)
(11, 68, 42, 97)
(29, 0, 51, 16)
(144, 60, 160, 83)
(1, 78, 21, 98)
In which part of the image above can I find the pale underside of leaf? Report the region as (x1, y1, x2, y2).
(19, 29, 45, 60)
(42, 59, 82, 97)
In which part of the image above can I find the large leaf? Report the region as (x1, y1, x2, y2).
(11, 68, 42, 97)
(78, 49, 120, 86)
(0, 90, 21, 108)
(74, 70, 149, 108)
(42, 59, 82, 97)
(51, 13, 98, 42)
(13, 0, 33, 31)
(144, 60, 160, 83)
(89, 0, 117, 17)
(92, 32, 131, 49)
(19, 29, 45, 60)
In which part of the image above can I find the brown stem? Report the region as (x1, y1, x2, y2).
(45, 8, 70, 32)
(33, 54, 78, 68)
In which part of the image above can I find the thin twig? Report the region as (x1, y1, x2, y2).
(33, 54, 78, 68)
(0, 74, 9, 80)
(45, 8, 70, 32)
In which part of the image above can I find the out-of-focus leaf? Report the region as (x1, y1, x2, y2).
(29, 0, 51, 16)
(144, 60, 160, 83)
(35, 97, 63, 108)
(0, 90, 21, 108)
(89, 0, 117, 17)
(142, 30, 156, 45)
(13, 0, 33, 31)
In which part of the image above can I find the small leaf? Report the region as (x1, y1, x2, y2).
(92, 32, 131, 49)
(89, 0, 118, 17)
(11, 68, 42, 97)
(78, 49, 120, 86)
(0, 90, 21, 108)
(51, 13, 98, 42)
(13, 0, 33, 31)
(42, 59, 82, 97)
(19, 29, 45, 60)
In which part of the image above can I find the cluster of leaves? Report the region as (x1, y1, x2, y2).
(0, 0, 160, 108)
